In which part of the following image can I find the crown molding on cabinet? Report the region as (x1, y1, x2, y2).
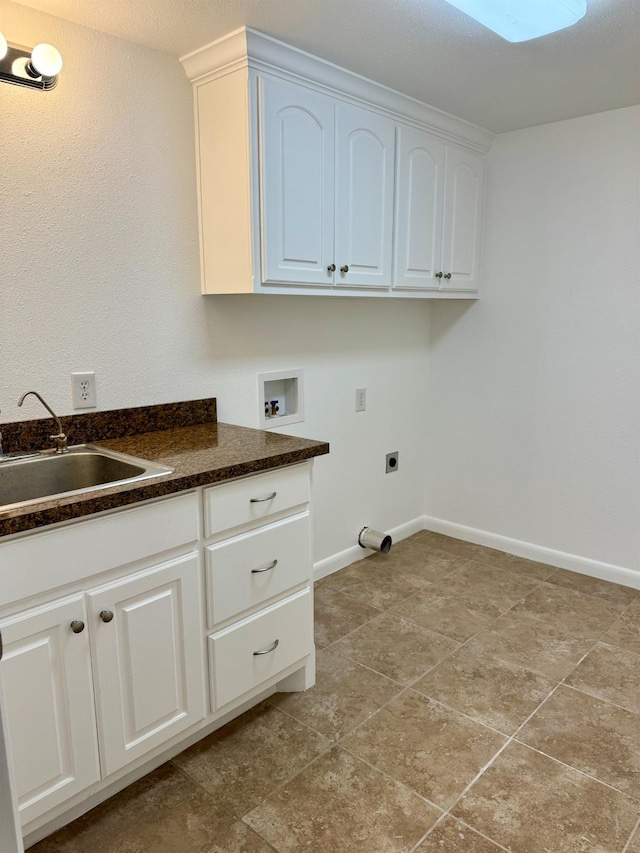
(180, 27, 495, 154)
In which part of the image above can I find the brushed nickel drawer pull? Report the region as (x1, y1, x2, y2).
(70, 620, 85, 634)
(251, 559, 278, 574)
(99, 610, 114, 623)
(253, 639, 279, 656)
(250, 491, 277, 503)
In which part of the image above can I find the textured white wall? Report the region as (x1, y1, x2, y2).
(427, 106, 640, 573)
(0, 1, 431, 563)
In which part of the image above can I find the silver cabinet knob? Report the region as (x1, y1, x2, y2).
(444, 273, 452, 280)
(435, 271, 443, 279)
(250, 491, 277, 503)
(253, 639, 279, 656)
(340, 265, 349, 273)
(99, 610, 114, 623)
(251, 559, 278, 574)
(327, 263, 336, 272)
(70, 620, 85, 634)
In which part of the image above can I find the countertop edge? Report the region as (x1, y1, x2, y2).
(0, 435, 330, 539)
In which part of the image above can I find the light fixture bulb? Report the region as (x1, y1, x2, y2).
(0, 32, 7, 61)
(30, 42, 63, 77)
(442, 0, 587, 43)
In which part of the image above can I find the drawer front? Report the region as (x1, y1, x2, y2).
(206, 513, 310, 626)
(204, 464, 310, 538)
(208, 587, 312, 710)
(1, 492, 199, 608)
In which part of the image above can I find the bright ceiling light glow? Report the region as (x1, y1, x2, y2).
(442, 0, 587, 42)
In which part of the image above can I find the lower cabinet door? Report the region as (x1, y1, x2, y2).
(89, 554, 205, 777)
(0, 595, 100, 827)
(209, 586, 312, 710)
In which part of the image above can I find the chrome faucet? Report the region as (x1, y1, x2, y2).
(17, 391, 68, 453)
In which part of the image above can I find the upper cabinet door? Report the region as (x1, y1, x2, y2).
(440, 146, 484, 291)
(335, 103, 395, 288)
(393, 125, 445, 290)
(260, 77, 335, 286)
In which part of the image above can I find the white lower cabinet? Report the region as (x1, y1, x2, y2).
(88, 554, 205, 777)
(0, 465, 315, 840)
(0, 596, 100, 827)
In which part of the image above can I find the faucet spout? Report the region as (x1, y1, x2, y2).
(17, 391, 68, 453)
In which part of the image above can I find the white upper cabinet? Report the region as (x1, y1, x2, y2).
(182, 28, 493, 298)
(441, 146, 485, 292)
(393, 129, 484, 293)
(334, 104, 395, 288)
(393, 125, 445, 290)
(260, 78, 335, 286)
(260, 79, 395, 290)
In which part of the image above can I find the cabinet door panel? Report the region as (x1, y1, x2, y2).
(260, 77, 335, 285)
(441, 146, 484, 291)
(0, 596, 99, 826)
(393, 126, 445, 289)
(335, 103, 395, 288)
(89, 554, 205, 776)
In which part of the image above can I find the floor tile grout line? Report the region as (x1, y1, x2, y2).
(560, 680, 640, 715)
(509, 735, 640, 804)
(321, 609, 464, 664)
(241, 736, 449, 845)
(409, 813, 513, 853)
(622, 815, 640, 853)
(173, 703, 337, 826)
(439, 647, 600, 825)
(336, 739, 448, 814)
(236, 817, 279, 853)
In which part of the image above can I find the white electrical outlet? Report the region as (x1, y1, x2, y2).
(355, 388, 366, 412)
(71, 371, 97, 409)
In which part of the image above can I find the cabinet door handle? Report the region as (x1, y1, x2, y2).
(99, 610, 114, 623)
(327, 263, 336, 272)
(444, 272, 452, 280)
(70, 620, 85, 634)
(435, 271, 443, 279)
(340, 265, 349, 273)
(251, 559, 278, 574)
(250, 492, 277, 503)
(253, 639, 279, 656)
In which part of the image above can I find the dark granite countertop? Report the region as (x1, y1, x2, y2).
(0, 399, 329, 538)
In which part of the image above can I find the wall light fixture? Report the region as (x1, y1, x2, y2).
(442, 0, 587, 43)
(0, 33, 63, 90)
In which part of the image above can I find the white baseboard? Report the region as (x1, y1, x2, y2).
(423, 515, 640, 591)
(313, 516, 425, 582)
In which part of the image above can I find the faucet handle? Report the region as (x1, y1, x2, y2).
(50, 433, 68, 453)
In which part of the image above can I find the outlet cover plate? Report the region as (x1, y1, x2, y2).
(386, 451, 399, 473)
(71, 371, 97, 409)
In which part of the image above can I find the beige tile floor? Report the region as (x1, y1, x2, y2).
(32, 531, 640, 852)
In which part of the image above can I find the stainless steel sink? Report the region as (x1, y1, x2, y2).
(0, 445, 174, 513)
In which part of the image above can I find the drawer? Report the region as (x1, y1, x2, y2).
(206, 513, 310, 626)
(208, 587, 312, 709)
(203, 464, 309, 537)
(0, 492, 199, 608)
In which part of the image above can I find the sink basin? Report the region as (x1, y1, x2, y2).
(0, 445, 174, 513)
